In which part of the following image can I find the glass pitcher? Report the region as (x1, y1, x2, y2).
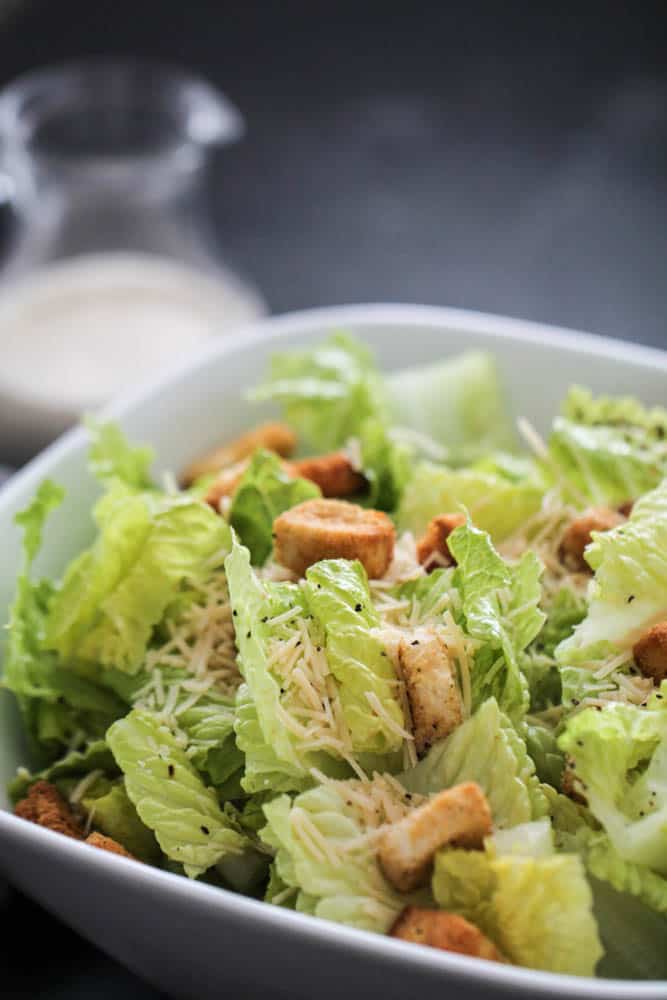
(0, 59, 264, 459)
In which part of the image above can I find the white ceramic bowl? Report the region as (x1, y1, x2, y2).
(1, 305, 666, 1000)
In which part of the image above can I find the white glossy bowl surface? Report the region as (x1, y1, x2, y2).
(1, 305, 666, 999)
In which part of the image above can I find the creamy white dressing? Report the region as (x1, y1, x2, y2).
(0, 251, 263, 440)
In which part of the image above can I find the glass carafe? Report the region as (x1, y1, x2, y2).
(0, 59, 264, 459)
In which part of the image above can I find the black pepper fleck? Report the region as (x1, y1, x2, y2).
(354, 603, 362, 612)
(627, 595, 635, 604)
(168, 764, 175, 778)
(201, 825, 210, 835)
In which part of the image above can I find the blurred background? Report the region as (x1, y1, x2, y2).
(0, 0, 665, 996)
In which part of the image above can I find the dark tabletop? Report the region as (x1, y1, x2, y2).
(1, 1, 666, 997)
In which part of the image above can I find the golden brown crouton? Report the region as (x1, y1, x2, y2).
(377, 782, 492, 892)
(203, 458, 254, 510)
(390, 908, 504, 962)
(633, 622, 667, 684)
(558, 506, 624, 573)
(182, 422, 297, 485)
(85, 831, 137, 860)
(273, 498, 395, 579)
(291, 452, 366, 498)
(398, 632, 463, 757)
(416, 513, 467, 571)
(14, 780, 83, 840)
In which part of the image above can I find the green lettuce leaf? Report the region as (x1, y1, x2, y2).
(557, 478, 667, 662)
(82, 779, 162, 863)
(107, 708, 246, 877)
(4, 482, 127, 761)
(548, 386, 667, 506)
(448, 521, 545, 720)
(303, 560, 405, 755)
(250, 332, 388, 453)
(45, 486, 231, 674)
(558, 687, 667, 874)
(432, 839, 603, 975)
(400, 698, 548, 827)
(8, 739, 118, 804)
(587, 832, 667, 917)
(86, 420, 155, 489)
(356, 418, 412, 512)
(229, 450, 319, 565)
(397, 460, 544, 542)
(261, 779, 421, 933)
(387, 351, 516, 462)
(523, 720, 565, 789)
(225, 540, 354, 789)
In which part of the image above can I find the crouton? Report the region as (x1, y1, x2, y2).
(203, 458, 253, 510)
(291, 452, 366, 498)
(273, 498, 395, 579)
(558, 507, 624, 573)
(377, 782, 492, 892)
(390, 908, 504, 962)
(14, 780, 82, 840)
(398, 632, 463, 757)
(85, 831, 137, 860)
(633, 622, 667, 684)
(182, 422, 297, 485)
(416, 514, 466, 571)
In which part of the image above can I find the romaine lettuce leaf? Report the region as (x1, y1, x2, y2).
(400, 698, 548, 827)
(225, 540, 356, 789)
(8, 739, 118, 804)
(4, 482, 127, 761)
(548, 386, 667, 506)
(558, 686, 667, 874)
(448, 521, 544, 720)
(303, 560, 405, 755)
(229, 450, 320, 565)
(250, 333, 388, 453)
(81, 779, 161, 863)
(587, 833, 667, 917)
(557, 478, 667, 659)
(261, 779, 422, 932)
(107, 708, 246, 877)
(432, 839, 603, 975)
(397, 461, 544, 542)
(387, 351, 516, 462)
(45, 486, 231, 674)
(356, 418, 411, 512)
(86, 420, 155, 490)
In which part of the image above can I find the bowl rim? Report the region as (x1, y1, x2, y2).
(1, 302, 666, 996)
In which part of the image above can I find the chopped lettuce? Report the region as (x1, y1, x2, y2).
(397, 460, 544, 542)
(261, 779, 422, 932)
(8, 739, 118, 804)
(448, 521, 544, 720)
(81, 779, 161, 863)
(387, 351, 516, 462)
(107, 709, 246, 877)
(432, 835, 603, 975)
(45, 486, 231, 674)
(229, 450, 320, 565)
(557, 479, 667, 660)
(4, 482, 127, 761)
(86, 420, 155, 490)
(303, 560, 405, 755)
(400, 698, 548, 827)
(225, 540, 356, 789)
(550, 387, 667, 506)
(535, 587, 588, 659)
(250, 333, 388, 453)
(357, 418, 412, 512)
(558, 687, 667, 874)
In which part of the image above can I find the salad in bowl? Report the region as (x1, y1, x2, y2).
(5, 332, 667, 981)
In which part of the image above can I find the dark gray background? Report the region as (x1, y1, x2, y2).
(0, 1, 666, 997)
